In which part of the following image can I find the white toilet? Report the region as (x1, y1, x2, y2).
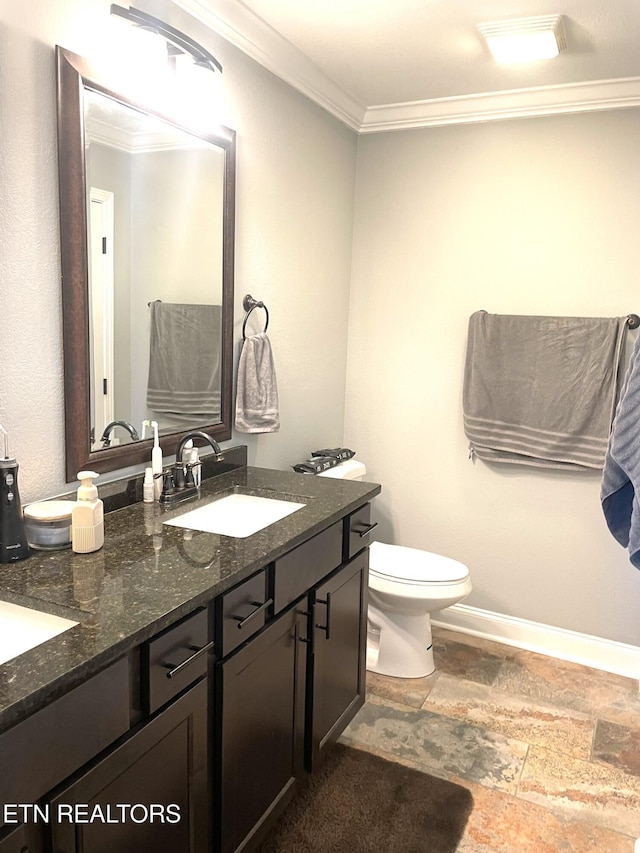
(318, 459, 472, 678)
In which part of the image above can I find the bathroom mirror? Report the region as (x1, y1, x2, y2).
(56, 46, 235, 482)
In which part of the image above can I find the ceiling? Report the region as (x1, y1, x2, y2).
(177, 0, 640, 131)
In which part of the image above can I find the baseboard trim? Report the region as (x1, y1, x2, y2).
(432, 604, 640, 680)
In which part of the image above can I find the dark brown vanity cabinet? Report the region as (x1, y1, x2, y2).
(50, 679, 208, 853)
(216, 514, 370, 853)
(0, 611, 211, 853)
(46, 610, 211, 853)
(306, 549, 368, 770)
(216, 606, 306, 853)
(0, 500, 375, 853)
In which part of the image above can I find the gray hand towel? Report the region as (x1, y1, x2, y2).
(601, 332, 640, 567)
(235, 332, 280, 433)
(463, 311, 627, 470)
(146, 302, 222, 417)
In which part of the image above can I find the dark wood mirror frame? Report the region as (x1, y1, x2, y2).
(56, 46, 235, 483)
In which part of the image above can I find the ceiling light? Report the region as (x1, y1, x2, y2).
(478, 15, 567, 64)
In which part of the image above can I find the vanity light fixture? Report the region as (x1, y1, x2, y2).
(110, 4, 222, 74)
(478, 14, 567, 64)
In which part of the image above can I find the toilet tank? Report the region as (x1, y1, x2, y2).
(317, 459, 366, 481)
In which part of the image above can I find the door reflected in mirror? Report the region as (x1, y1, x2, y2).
(56, 46, 235, 481)
(85, 91, 225, 450)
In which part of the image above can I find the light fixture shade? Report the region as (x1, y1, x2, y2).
(110, 4, 222, 73)
(478, 15, 567, 64)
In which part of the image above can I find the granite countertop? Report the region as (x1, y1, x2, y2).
(0, 465, 381, 734)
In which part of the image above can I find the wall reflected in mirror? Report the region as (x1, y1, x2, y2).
(84, 90, 225, 451)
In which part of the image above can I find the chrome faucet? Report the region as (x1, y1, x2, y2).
(160, 431, 224, 505)
(101, 420, 140, 448)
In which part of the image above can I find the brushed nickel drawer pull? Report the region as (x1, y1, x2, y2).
(163, 641, 213, 679)
(233, 598, 273, 630)
(353, 521, 378, 538)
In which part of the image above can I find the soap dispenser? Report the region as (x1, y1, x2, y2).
(72, 471, 104, 554)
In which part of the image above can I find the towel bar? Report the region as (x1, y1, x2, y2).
(627, 314, 639, 330)
(242, 294, 269, 339)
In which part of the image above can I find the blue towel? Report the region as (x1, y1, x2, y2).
(601, 332, 640, 568)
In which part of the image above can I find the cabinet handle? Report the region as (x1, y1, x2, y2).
(163, 641, 214, 679)
(315, 592, 332, 640)
(299, 608, 315, 653)
(233, 598, 273, 630)
(353, 521, 378, 538)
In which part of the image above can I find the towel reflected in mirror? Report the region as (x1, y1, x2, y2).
(146, 301, 222, 419)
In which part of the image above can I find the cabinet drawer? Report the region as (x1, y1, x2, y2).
(144, 608, 210, 714)
(215, 569, 269, 657)
(0, 657, 129, 824)
(273, 521, 342, 613)
(345, 503, 377, 560)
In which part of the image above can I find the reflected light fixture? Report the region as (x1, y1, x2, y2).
(110, 4, 222, 74)
(478, 14, 567, 63)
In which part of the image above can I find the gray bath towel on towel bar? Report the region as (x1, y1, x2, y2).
(463, 311, 627, 470)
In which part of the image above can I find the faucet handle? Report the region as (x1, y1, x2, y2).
(173, 462, 186, 490)
(162, 469, 175, 496)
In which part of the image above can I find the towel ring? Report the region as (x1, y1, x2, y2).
(242, 294, 269, 339)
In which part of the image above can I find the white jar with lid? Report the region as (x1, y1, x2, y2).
(24, 500, 74, 550)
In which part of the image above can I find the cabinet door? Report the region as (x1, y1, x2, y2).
(0, 823, 44, 853)
(217, 606, 305, 853)
(307, 550, 368, 770)
(49, 679, 208, 853)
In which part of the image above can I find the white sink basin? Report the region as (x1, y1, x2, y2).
(0, 600, 78, 666)
(164, 493, 306, 538)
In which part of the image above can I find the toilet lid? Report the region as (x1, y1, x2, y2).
(369, 541, 469, 584)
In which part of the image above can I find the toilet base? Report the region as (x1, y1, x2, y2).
(366, 603, 435, 678)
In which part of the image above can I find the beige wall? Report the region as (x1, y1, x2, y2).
(0, 0, 357, 498)
(345, 111, 640, 646)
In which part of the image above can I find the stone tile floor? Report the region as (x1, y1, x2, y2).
(340, 627, 640, 852)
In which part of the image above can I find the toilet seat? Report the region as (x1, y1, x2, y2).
(369, 541, 469, 585)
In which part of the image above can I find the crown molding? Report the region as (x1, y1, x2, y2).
(361, 77, 640, 132)
(173, 0, 365, 130)
(174, 0, 640, 133)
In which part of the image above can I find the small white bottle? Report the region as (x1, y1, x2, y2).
(72, 471, 104, 554)
(189, 447, 201, 487)
(143, 467, 154, 503)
